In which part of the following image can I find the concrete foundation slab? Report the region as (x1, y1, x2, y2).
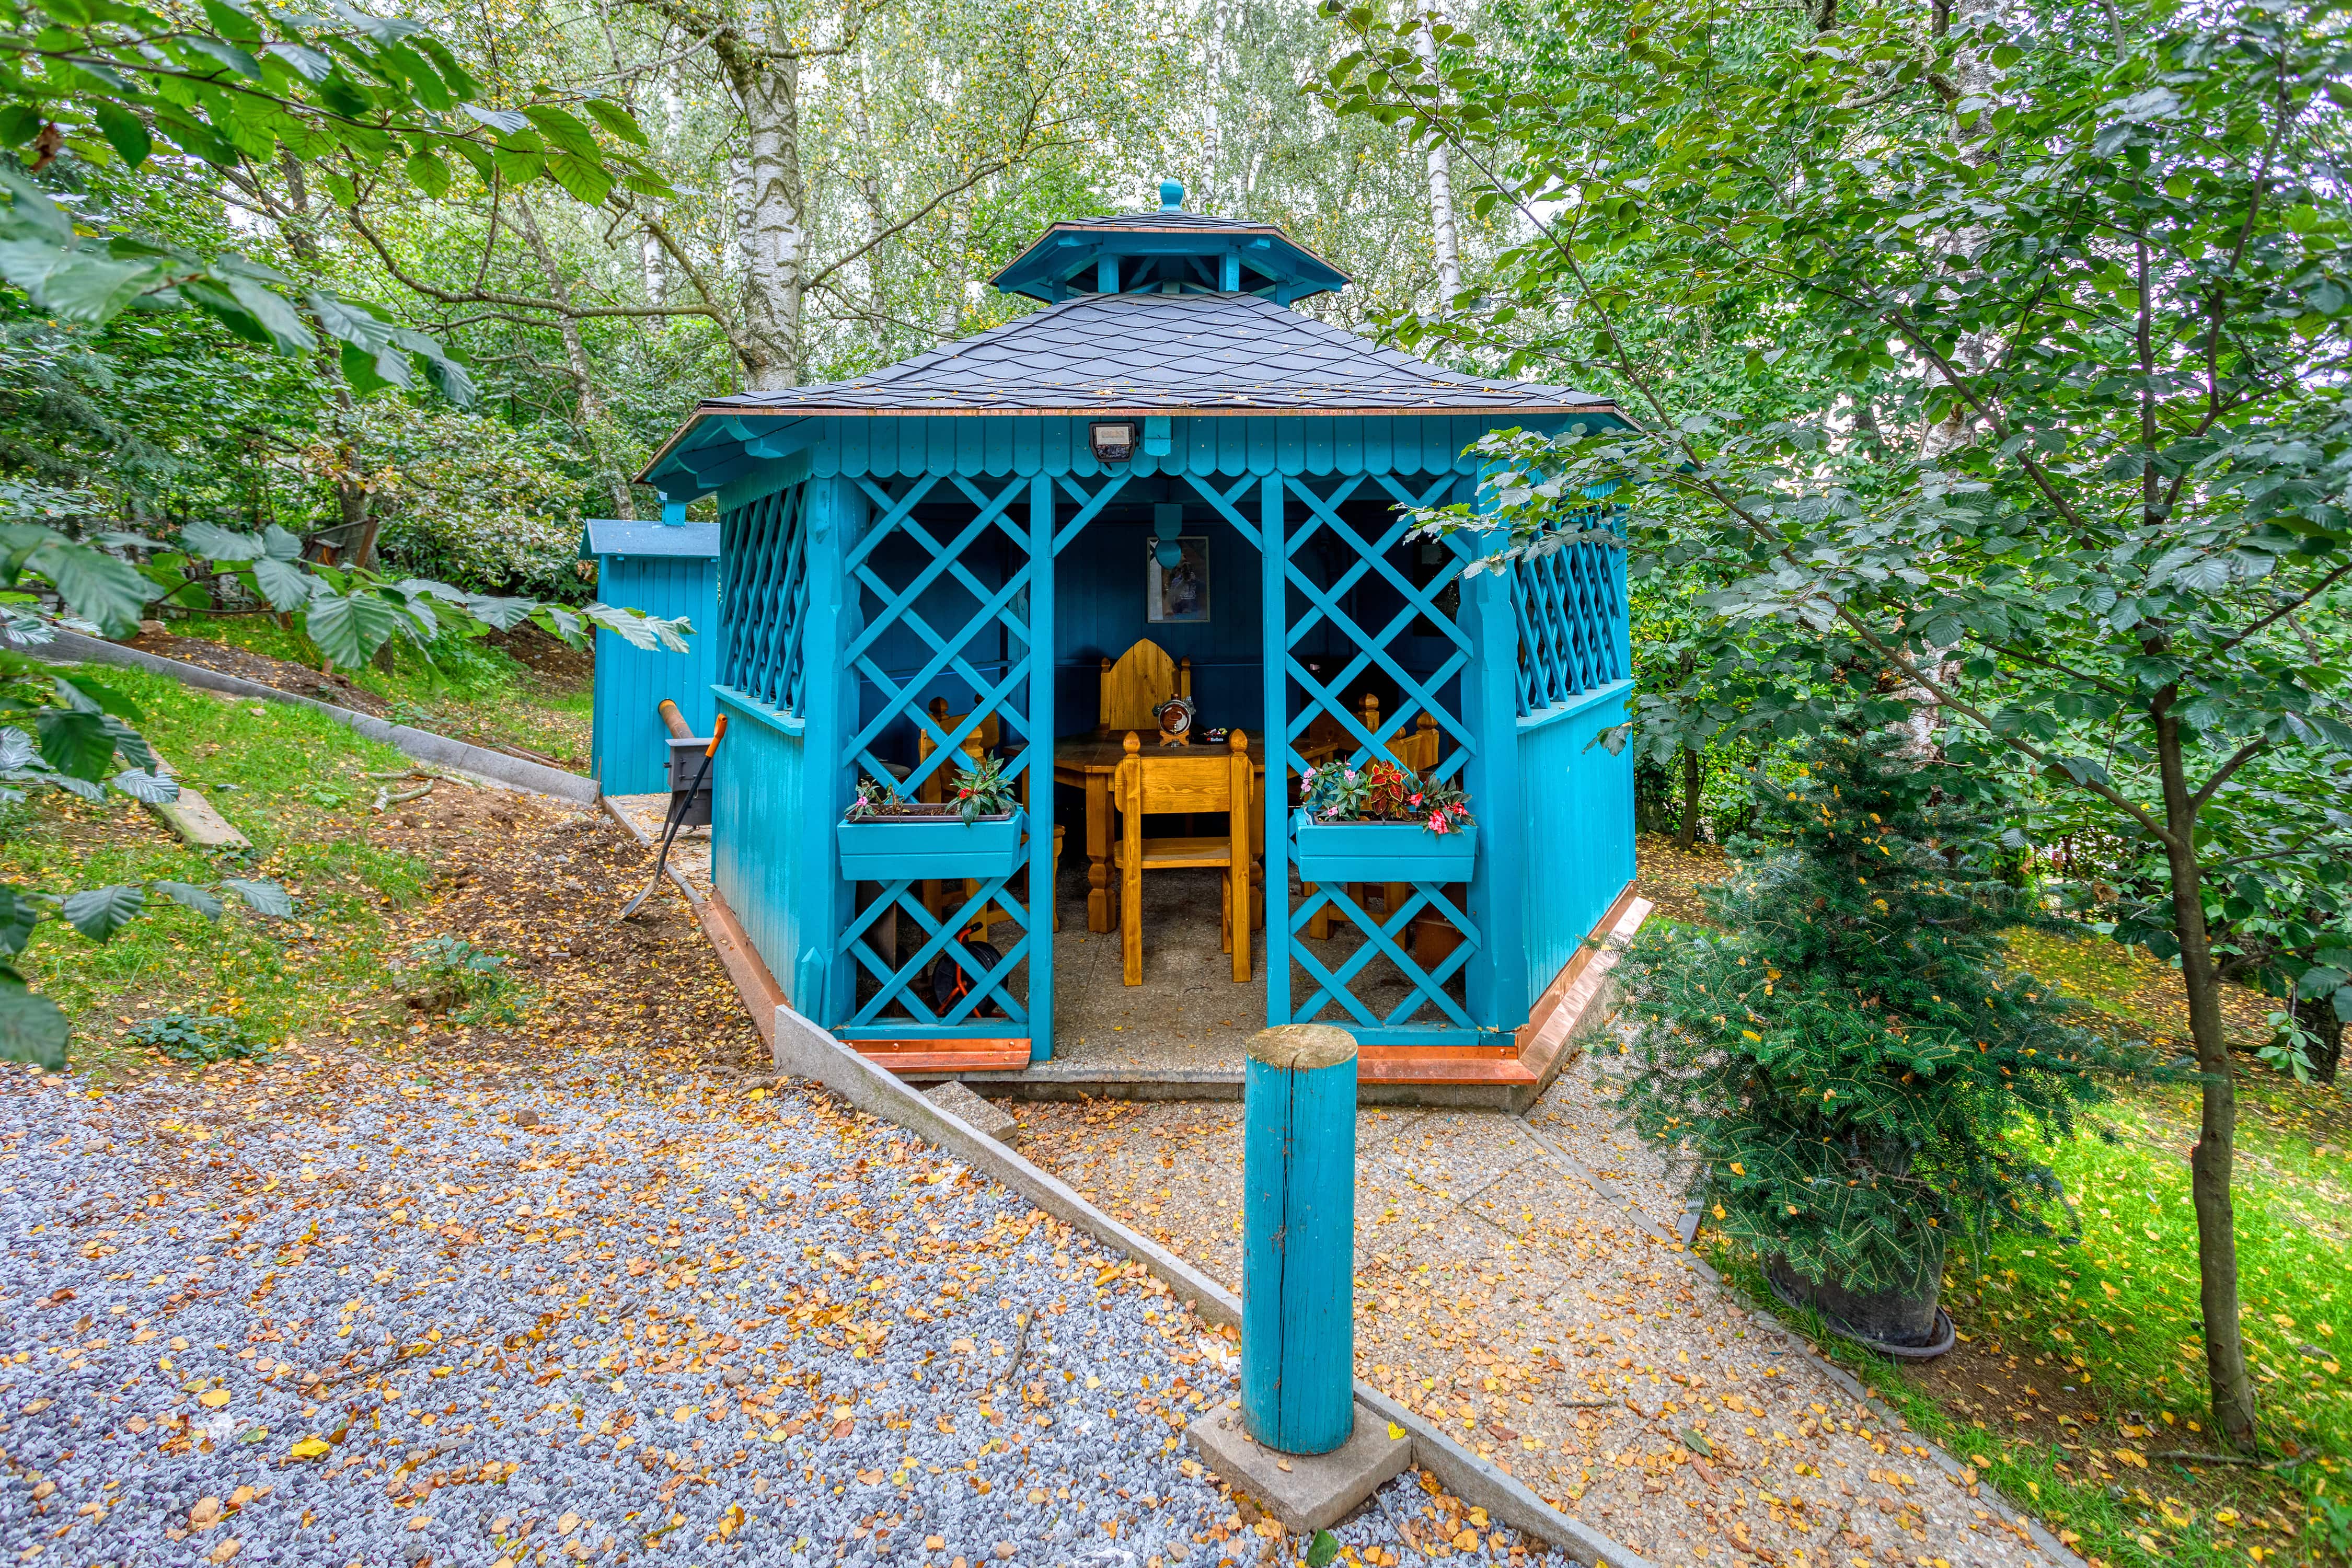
(1186, 1400, 1411, 1534)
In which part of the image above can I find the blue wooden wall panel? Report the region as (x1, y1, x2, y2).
(590, 552, 720, 794)
(1051, 504, 1265, 734)
(711, 691, 806, 999)
(1516, 680, 1638, 1012)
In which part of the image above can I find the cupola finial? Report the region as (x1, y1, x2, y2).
(1159, 179, 1184, 212)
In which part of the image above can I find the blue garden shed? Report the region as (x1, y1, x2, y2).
(638, 185, 1637, 1091)
(581, 516, 721, 795)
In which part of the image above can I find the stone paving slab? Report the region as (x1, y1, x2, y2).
(1014, 1056, 2060, 1567)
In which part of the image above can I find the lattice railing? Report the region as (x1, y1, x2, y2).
(836, 474, 1037, 1035)
(1281, 472, 1482, 1033)
(1511, 526, 1623, 716)
(719, 483, 811, 713)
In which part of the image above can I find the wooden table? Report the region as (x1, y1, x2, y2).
(1054, 734, 1271, 934)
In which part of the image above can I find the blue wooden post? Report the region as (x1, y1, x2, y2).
(1260, 474, 1290, 1027)
(1241, 1023, 1357, 1454)
(796, 476, 864, 1020)
(1027, 471, 1056, 1064)
(1460, 479, 1527, 1029)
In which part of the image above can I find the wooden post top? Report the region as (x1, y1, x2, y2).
(1247, 1023, 1356, 1071)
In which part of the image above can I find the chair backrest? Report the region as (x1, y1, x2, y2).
(1116, 730, 1251, 859)
(1099, 640, 1191, 734)
(1386, 711, 1442, 775)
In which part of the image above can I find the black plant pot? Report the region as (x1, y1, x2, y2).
(1765, 1252, 1955, 1361)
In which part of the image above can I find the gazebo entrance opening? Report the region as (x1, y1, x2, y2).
(1043, 468, 1483, 1074)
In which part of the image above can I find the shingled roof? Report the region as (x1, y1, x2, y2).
(686, 292, 1611, 419)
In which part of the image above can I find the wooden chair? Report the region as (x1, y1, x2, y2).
(1113, 729, 1253, 986)
(1097, 640, 1192, 739)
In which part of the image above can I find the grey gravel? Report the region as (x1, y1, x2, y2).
(0, 1061, 1590, 1568)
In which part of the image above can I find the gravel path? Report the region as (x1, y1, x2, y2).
(0, 1055, 1595, 1568)
(1018, 1051, 2063, 1567)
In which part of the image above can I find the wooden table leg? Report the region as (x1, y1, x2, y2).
(1086, 770, 1113, 933)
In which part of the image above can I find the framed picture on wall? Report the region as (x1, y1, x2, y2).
(1147, 536, 1210, 624)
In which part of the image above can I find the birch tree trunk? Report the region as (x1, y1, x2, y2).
(716, 40, 809, 391)
(1410, 5, 1461, 299)
(850, 48, 889, 354)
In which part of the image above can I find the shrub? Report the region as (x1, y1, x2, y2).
(408, 934, 527, 1024)
(1616, 723, 2138, 1298)
(128, 1012, 268, 1065)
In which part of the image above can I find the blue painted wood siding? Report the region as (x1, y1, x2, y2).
(1517, 677, 1638, 1011)
(712, 689, 807, 993)
(590, 553, 719, 795)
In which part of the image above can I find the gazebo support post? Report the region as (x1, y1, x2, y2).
(796, 475, 863, 1021)
(1259, 474, 1291, 1025)
(1027, 472, 1057, 1064)
(1461, 491, 1527, 1031)
(1240, 1024, 1357, 1452)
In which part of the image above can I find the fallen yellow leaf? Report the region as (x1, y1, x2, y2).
(287, 1437, 331, 1459)
(199, 1390, 232, 1409)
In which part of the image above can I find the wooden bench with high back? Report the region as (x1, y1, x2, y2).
(1113, 729, 1254, 986)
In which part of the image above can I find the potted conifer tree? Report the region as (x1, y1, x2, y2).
(1617, 725, 2131, 1357)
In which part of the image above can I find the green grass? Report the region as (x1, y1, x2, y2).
(1693, 981, 2352, 1565)
(5, 663, 434, 1074)
(157, 612, 593, 767)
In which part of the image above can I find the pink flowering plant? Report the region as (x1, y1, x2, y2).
(1298, 757, 1473, 835)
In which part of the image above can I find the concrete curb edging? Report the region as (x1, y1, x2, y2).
(770, 1005, 1241, 1321)
(1512, 1115, 2088, 1568)
(23, 628, 601, 804)
(767, 1003, 1644, 1567)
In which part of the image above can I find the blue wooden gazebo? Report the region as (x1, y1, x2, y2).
(638, 183, 1636, 1090)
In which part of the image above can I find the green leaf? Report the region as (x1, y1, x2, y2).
(110, 766, 178, 804)
(580, 97, 648, 147)
(181, 520, 264, 561)
(251, 555, 314, 612)
(0, 887, 40, 956)
(32, 251, 167, 323)
(404, 148, 450, 197)
(216, 270, 315, 352)
(93, 102, 153, 167)
(36, 707, 117, 780)
(1306, 1531, 1339, 1568)
(60, 883, 144, 940)
(152, 880, 223, 919)
(0, 983, 67, 1070)
(301, 588, 408, 666)
(221, 878, 292, 918)
(180, 35, 264, 78)
(1680, 1426, 1713, 1457)
(521, 103, 601, 160)
(541, 152, 614, 207)
(27, 535, 157, 634)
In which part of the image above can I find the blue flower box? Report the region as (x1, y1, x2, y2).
(1291, 811, 1478, 884)
(837, 808, 1027, 882)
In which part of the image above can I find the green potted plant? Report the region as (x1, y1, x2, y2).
(1616, 725, 2132, 1357)
(836, 754, 1027, 881)
(1291, 757, 1477, 883)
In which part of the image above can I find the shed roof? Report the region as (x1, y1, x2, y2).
(578, 518, 720, 559)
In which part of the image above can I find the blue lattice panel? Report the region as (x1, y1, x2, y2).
(1512, 531, 1625, 716)
(719, 483, 811, 712)
(838, 879, 1032, 1035)
(1275, 472, 1486, 1040)
(831, 472, 1041, 1042)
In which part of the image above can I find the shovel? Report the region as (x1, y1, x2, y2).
(620, 714, 727, 921)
